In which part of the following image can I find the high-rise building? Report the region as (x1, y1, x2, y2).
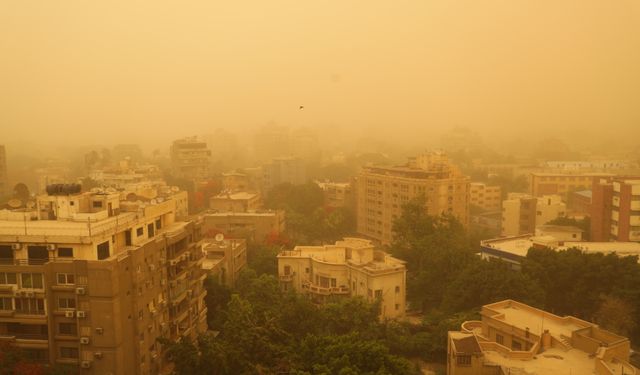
(170, 137, 211, 181)
(0, 145, 8, 197)
(0, 184, 207, 374)
(262, 157, 306, 192)
(447, 300, 639, 375)
(356, 152, 470, 244)
(591, 176, 640, 242)
(501, 193, 565, 236)
(277, 238, 406, 319)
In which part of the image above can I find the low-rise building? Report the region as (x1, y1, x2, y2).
(447, 300, 639, 375)
(501, 193, 565, 237)
(0, 184, 208, 374)
(277, 238, 406, 319)
(201, 210, 285, 243)
(209, 191, 262, 213)
(202, 238, 247, 287)
(568, 190, 592, 217)
(316, 181, 352, 209)
(469, 183, 501, 211)
(221, 172, 250, 191)
(530, 172, 612, 199)
(480, 234, 640, 269)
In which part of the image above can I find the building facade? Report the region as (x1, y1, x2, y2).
(591, 176, 640, 242)
(447, 300, 638, 375)
(170, 137, 211, 181)
(277, 238, 406, 319)
(201, 210, 285, 243)
(501, 193, 565, 237)
(202, 238, 247, 287)
(530, 172, 611, 199)
(262, 157, 306, 192)
(0, 186, 208, 374)
(469, 183, 501, 211)
(356, 152, 470, 244)
(316, 181, 352, 209)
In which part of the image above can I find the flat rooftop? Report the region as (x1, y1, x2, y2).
(483, 347, 595, 375)
(482, 235, 640, 260)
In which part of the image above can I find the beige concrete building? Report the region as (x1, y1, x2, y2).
(0, 145, 8, 198)
(202, 238, 247, 287)
(209, 191, 262, 213)
(530, 172, 612, 199)
(170, 137, 211, 180)
(501, 193, 565, 236)
(0, 185, 208, 374)
(221, 172, 250, 191)
(201, 210, 285, 243)
(447, 300, 638, 375)
(356, 152, 470, 244)
(277, 238, 406, 319)
(316, 181, 352, 209)
(591, 176, 640, 242)
(469, 183, 501, 211)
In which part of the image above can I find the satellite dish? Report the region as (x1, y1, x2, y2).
(150, 199, 157, 205)
(105, 187, 117, 194)
(215, 233, 224, 242)
(171, 186, 180, 192)
(7, 199, 22, 208)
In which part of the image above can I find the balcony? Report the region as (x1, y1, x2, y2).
(279, 273, 294, 282)
(301, 280, 349, 296)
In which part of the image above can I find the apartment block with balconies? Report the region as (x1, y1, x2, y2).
(0, 184, 207, 374)
(277, 238, 406, 319)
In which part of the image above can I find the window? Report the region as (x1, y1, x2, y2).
(496, 334, 504, 345)
(97, 241, 110, 260)
(57, 273, 75, 285)
(456, 355, 471, 366)
(58, 323, 77, 336)
(330, 278, 337, 288)
(0, 245, 12, 264)
(92, 201, 103, 208)
(0, 297, 12, 310)
(374, 290, 383, 299)
(21, 273, 43, 289)
(136, 227, 144, 237)
(148, 223, 155, 238)
(59, 347, 79, 359)
(0, 272, 17, 285)
(57, 248, 73, 257)
(395, 286, 400, 293)
(512, 340, 522, 351)
(15, 298, 45, 315)
(395, 304, 400, 310)
(155, 219, 162, 230)
(58, 298, 76, 310)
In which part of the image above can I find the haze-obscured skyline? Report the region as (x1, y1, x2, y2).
(1, 0, 639, 149)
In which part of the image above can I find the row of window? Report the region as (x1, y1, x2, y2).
(0, 297, 46, 315)
(0, 272, 75, 287)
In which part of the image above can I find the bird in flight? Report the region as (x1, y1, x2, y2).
(299, 105, 304, 110)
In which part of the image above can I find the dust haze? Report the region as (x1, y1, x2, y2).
(1, 0, 640, 154)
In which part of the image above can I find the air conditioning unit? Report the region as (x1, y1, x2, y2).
(64, 311, 75, 318)
(94, 352, 103, 359)
(75, 287, 86, 295)
(46, 244, 56, 251)
(11, 243, 21, 250)
(80, 361, 92, 369)
(76, 311, 87, 318)
(95, 327, 104, 335)
(149, 264, 156, 271)
(80, 337, 90, 345)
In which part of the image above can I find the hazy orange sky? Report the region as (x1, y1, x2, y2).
(1, 0, 639, 147)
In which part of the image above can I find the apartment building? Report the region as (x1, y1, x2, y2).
(316, 181, 352, 209)
(170, 137, 211, 180)
(480, 234, 640, 269)
(0, 145, 8, 197)
(221, 172, 250, 191)
(209, 191, 262, 213)
(0, 184, 208, 374)
(201, 210, 285, 243)
(277, 238, 406, 319)
(202, 238, 247, 287)
(447, 300, 638, 375)
(591, 176, 640, 242)
(469, 183, 501, 211)
(262, 157, 306, 192)
(530, 172, 612, 199)
(501, 193, 565, 236)
(356, 152, 470, 244)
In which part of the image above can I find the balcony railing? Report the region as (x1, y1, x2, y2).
(279, 273, 294, 282)
(301, 280, 349, 296)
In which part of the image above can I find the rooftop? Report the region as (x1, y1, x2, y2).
(211, 191, 259, 201)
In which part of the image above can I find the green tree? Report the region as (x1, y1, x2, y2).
(593, 294, 637, 337)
